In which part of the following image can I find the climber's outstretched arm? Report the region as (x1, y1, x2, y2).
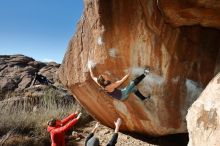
(108, 73, 130, 89)
(89, 66, 98, 83)
(107, 118, 122, 146)
(85, 122, 100, 144)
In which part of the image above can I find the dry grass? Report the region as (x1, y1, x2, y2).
(0, 87, 87, 139)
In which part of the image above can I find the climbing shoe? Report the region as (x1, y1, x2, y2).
(144, 67, 150, 75)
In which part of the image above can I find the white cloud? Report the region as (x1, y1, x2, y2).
(41, 58, 56, 62)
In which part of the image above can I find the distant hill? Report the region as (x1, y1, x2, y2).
(0, 54, 83, 146)
(0, 54, 75, 111)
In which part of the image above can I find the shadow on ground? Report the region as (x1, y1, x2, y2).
(126, 132, 189, 146)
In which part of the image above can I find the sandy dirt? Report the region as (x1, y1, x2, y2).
(70, 121, 157, 146)
(1, 120, 188, 146)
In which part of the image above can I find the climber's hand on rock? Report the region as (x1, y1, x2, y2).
(95, 122, 100, 129)
(114, 118, 122, 128)
(88, 60, 96, 69)
(76, 113, 82, 119)
(74, 110, 79, 115)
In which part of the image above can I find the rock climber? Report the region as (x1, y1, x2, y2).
(85, 118, 122, 146)
(88, 64, 150, 101)
(47, 111, 82, 146)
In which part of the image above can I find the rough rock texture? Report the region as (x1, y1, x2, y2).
(158, 0, 220, 29)
(186, 72, 220, 146)
(0, 55, 59, 92)
(59, 0, 220, 136)
(0, 55, 73, 111)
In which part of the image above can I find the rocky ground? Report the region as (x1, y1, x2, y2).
(70, 120, 188, 146)
(71, 121, 157, 146)
(1, 120, 157, 146)
(2, 119, 188, 146)
(1, 119, 189, 146)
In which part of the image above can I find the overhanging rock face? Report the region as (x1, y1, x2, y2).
(158, 0, 220, 29)
(59, 0, 220, 136)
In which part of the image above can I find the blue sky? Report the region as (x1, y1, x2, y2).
(0, 0, 83, 63)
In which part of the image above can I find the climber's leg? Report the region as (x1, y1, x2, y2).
(120, 68, 150, 100)
(133, 74, 146, 86)
(133, 68, 150, 85)
(134, 89, 150, 100)
(120, 85, 137, 100)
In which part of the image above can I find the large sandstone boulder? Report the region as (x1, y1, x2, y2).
(59, 0, 220, 136)
(158, 0, 220, 29)
(186, 72, 220, 146)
